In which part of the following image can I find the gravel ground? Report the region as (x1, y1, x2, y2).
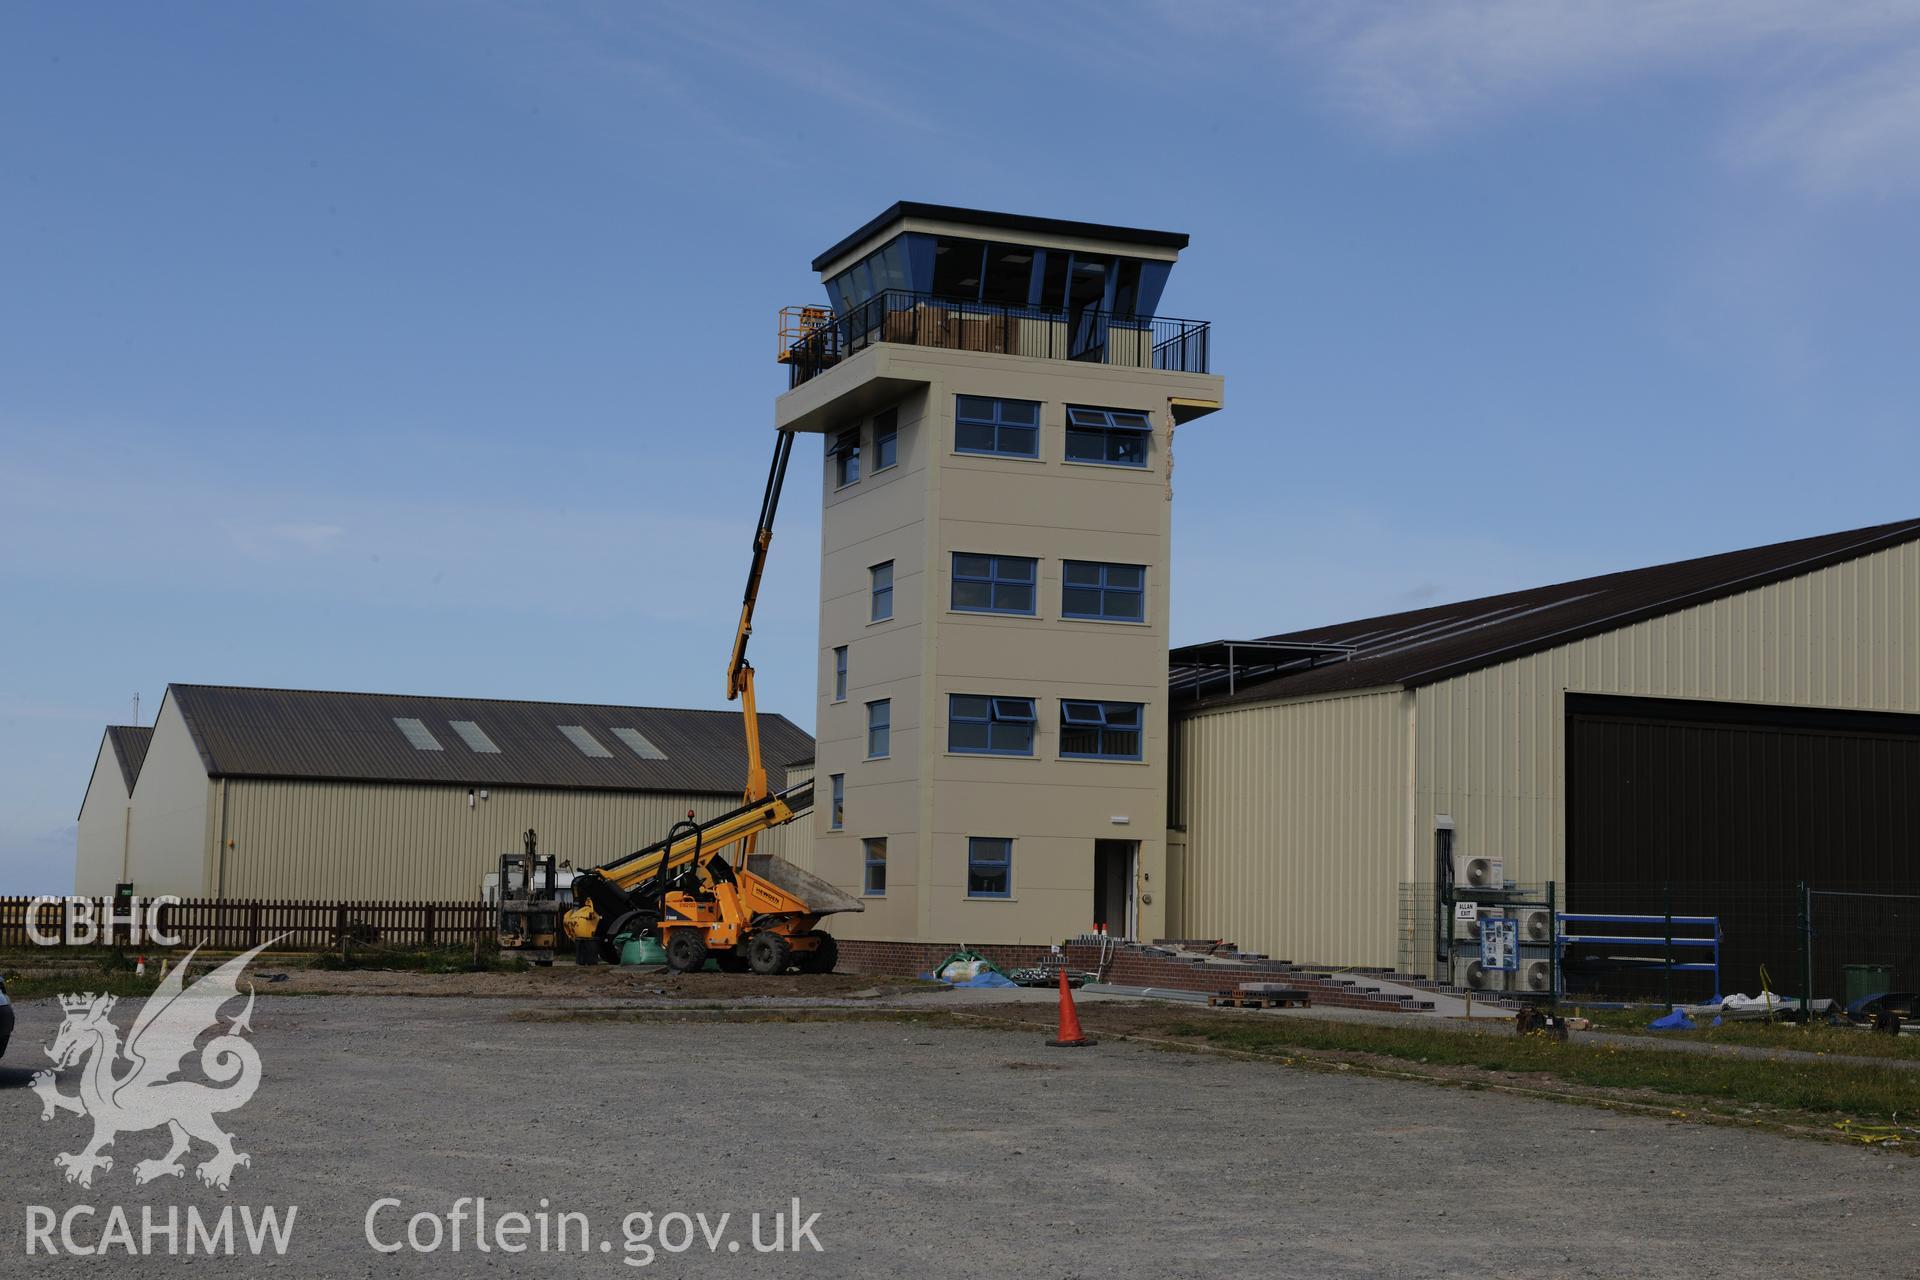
(3, 994, 1915, 1278)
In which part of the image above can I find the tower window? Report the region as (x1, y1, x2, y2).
(832, 428, 861, 487)
(1060, 700, 1144, 761)
(948, 694, 1036, 756)
(951, 553, 1036, 615)
(830, 773, 845, 829)
(954, 396, 1040, 458)
(869, 562, 894, 622)
(873, 409, 898, 471)
(1062, 561, 1146, 622)
(833, 646, 848, 701)
(967, 837, 1013, 898)
(866, 699, 891, 758)
(864, 838, 887, 896)
(1064, 406, 1151, 467)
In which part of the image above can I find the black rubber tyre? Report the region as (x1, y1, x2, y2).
(798, 931, 838, 974)
(714, 952, 751, 974)
(574, 938, 600, 966)
(665, 931, 709, 974)
(599, 910, 656, 965)
(747, 931, 793, 976)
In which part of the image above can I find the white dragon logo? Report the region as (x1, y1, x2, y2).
(29, 941, 275, 1190)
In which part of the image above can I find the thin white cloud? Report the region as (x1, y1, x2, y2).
(1732, 44, 1920, 196)
(1206, 0, 1920, 195)
(225, 521, 347, 558)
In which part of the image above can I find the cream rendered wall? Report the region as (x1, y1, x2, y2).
(796, 343, 1222, 946)
(123, 697, 215, 897)
(1174, 688, 1408, 967)
(810, 386, 933, 942)
(74, 736, 133, 895)
(1415, 537, 1920, 886)
(217, 782, 808, 901)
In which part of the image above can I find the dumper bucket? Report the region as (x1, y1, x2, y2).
(745, 853, 864, 916)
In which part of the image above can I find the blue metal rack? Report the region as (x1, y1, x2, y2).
(1556, 912, 1722, 998)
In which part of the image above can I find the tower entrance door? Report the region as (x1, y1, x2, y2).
(1093, 839, 1138, 939)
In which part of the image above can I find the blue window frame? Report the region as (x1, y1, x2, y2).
(948, 694, 1036, 756)
(1062, 561, 1145, 622)
(829, 773, 844, 829)
(955, 396, 1040, 458)
(967, 837, 1012, 898)
(863, 838, 887, 896)
(833, 646, 848, 701)
(951, 553, 1036, 615)
(866, 699, 891, 758)
(832, 428, 860, 486)
(873, 409, 898, 471)
(870, 562, 893, 622)
(1064, 406, 1151, 467)
(1059, 700, 1144, 760)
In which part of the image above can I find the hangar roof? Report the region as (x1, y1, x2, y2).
(1176, 516, 1920, 709)
(106, 725, 153, 791)
(163, 684, 813, 795)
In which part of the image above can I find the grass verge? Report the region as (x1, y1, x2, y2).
(1570, 1005, 1920, 1061)
(1154, 1015, 1920, 1123)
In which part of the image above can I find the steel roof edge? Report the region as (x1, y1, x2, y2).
(811, 201, 1190, 272)
(1178, 516, 1920, 711)
(194, 769, 753, 795)
(166, 681, 801, 721)
(1394, 517, 1920, 690)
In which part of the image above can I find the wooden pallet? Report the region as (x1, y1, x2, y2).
(1208, 991, 1312, 1009)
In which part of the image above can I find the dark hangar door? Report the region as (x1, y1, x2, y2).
(1565, 693, 1920, 998)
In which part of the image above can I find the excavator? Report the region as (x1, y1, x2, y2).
(559, 429, 860, 972)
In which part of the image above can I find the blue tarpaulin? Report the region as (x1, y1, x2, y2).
(921, 970, 1019, 989)
(1648, 1008, 1697, 1031)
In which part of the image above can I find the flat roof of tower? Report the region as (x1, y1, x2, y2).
(811, 201, 1190, 272)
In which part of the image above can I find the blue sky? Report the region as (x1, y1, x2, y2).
(4, 2, 1918, 893)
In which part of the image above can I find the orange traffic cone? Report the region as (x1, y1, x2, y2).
(1047, 967, 1096, 1048)
(136, 955, 146, 976)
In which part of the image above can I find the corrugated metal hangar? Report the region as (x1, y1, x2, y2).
(76, 684, 813, 900)
(1167, 517, 1920, 978)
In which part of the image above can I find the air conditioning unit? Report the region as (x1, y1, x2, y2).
(1518, 958, 1554, 994)
(1451, 852, 1503, 890)
(1454, 956, 1505, 991)
(1515, 907, 1553, 944)
(1454, 907, 1504, 941)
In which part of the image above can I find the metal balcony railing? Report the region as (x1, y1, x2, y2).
(779, 290, 1211, 387)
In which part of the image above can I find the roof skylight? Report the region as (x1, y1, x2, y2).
(558, 725, 613, 758)
(393, 717, 444, 751)
(449, 720, 501, 754)
(611, 727, 668, 760)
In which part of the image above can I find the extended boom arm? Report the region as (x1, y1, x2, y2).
(726, 429, 796, 848)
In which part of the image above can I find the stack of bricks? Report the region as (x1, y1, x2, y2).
(833, 939, 1055, 978)
(833, 937, 1432, 1013)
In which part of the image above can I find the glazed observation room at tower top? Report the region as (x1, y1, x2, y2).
(815, 202, 1185, 322)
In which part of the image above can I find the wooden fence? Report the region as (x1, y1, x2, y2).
(0, 897, 495, 952)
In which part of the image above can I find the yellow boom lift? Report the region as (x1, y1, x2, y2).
(560, 430, 859, 972)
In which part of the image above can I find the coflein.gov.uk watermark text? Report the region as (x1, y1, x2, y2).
(24, 1198, 823, 1267)
(365, 1197, 824, 1268)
